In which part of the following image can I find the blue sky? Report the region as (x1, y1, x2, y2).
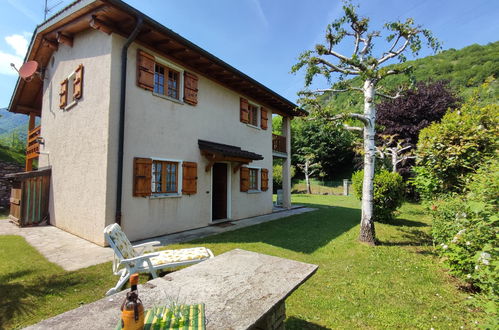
(0, 0, 497, 108)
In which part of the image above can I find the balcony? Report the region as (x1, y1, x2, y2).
(272, 134, 286, 155)
(26, 125, 40, 161)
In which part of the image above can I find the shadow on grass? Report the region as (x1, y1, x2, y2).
(0, 270, 84, 326)
(195, 204, 360, 254)
(285, 316, 332, 329)
(379, 227, 433, 247)
(385, 217, 428, 227)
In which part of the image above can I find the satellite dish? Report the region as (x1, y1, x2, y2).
(19, 61, 39, 81)
(10, 61, 40, 82)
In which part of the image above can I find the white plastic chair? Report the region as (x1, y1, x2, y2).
(104, 223, 214, 296)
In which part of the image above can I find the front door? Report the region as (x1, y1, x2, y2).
(212, 163, 228, 220)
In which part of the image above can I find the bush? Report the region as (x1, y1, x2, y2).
(413, 84, 499, 199)
(352, 169, 405, 222)
(430, 159, 498, 322)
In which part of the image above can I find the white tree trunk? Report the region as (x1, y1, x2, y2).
(305, 159, 312, 194)
(391, 150, 398, 173)
(360, 80, 376, 244)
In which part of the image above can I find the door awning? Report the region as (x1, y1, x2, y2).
(198, 140, 263, 172)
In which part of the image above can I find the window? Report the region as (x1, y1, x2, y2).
(154, 63, 180, 100)
(248, 104, 259, 127)
(59, 64, 83, 110)
(249, 168, 259, 190)
(152, 160, 179, 194)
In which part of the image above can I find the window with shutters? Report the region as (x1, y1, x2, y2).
(60, 64, 83, 110)
(137, 49, 199, 105)
(242, 166, 266, 193)
(134, 157, 198, 197)
(240, 98, 268, 130)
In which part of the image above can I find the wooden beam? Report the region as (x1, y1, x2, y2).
(89, 16, 113, 35)
(156, 39, 171, 45)
(56, 32, 73, 47)
(17, 105, 40, 114)
(42, 38, 58, 51)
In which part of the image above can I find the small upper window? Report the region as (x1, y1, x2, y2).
(152, 160, 179, 194)
(248, 104, 259, 127)
(249, 168, 259, 190)
(154, 63, 180, 100)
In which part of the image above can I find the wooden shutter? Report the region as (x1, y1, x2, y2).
(133, 157, 152, 197)
(240, 167, 249, 192)
(260, 107, 268, 130)
(184, 72, 198, 105)
(73, 64, 84, 99)
(137, 50, 155, 91)
(182, 162, 198, 195)
(261, 168, 269, 191)
(59, 79, 68, 109)
(240, 98, 249, 123)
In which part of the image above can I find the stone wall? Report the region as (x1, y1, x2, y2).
(254, 300, 286, 330)
(0, 160, 24, 208)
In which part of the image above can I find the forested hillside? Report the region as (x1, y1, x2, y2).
(322, 41, 498, 113)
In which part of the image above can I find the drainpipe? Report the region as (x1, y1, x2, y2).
(115, 17, 143, 226)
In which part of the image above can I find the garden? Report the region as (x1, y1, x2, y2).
(0, 194, 486, 329)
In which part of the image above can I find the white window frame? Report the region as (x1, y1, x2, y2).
(153, 56, 184, 104)
(246, 101, 260, 129)
(149, 157, 183, 198)
(246, 165, 261, 193)
(64, 70, 78, 111)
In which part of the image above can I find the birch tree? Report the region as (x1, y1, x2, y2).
(292, 2, 439, 244)
(377, 135, 416, 173)
(297, 153, 322, 194)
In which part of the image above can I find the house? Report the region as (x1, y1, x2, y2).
(7, 0, 306, 246)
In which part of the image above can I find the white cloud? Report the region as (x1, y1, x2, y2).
(5, 34, 30, 57)
(250, 0, 269, 28)
(0, 51, 23, 76)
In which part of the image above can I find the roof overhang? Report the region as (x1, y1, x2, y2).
(9, 0, 307, 118)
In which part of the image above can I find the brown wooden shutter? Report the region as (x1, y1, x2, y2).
(137, 50, 155, 91)
(240, 167, 249, 192)
(260, 107, 268, 130)
(184, 72, 198, 105)
(133, 157, 152, 197)
(59, 79, 68, 109)
(182, 162, 198, 195)
(240, 98, 249, 123)
(73, 64, 84, 99)
(261, 168, 269, 191)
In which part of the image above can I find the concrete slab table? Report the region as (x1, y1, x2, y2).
(26, 249, 318, 330)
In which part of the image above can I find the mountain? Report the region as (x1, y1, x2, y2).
(322, 41, 499, 112)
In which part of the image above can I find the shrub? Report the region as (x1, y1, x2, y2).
(430, 159, 498, 321)
(352, 169, 405, 222)
(413, 84, 499, 199)
(272, 164, 295, 190)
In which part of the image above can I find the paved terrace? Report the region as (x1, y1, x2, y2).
(0, 207, 315, 271)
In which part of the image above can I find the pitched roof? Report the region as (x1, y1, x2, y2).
(198, 140, 263, 161)
(9, 0, 307, 118)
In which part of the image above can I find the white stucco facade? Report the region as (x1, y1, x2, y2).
(36, 29, 280, 245)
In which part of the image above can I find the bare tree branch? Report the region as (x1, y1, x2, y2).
(395, 155, 416, 165)
(377, 37, 411, 64)
(316, 58, 359, 75)
(376, 90, 403, 99)
(311, 86, 363, 94)
(344, 124, 363, 132)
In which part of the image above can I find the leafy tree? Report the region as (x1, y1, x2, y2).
(377, 80, 460, 147)
(413, 83, 499, 199)
(292, 2, 439, 244)
(292, 118, 354, 180)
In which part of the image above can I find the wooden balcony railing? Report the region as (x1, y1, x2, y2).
(26, 125, 41, 161)
(272, 134, 286, 154)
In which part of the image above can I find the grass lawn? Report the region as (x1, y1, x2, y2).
(0, 195, 483, 329)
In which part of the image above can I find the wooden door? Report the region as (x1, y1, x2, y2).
(9, 182, 22, 224)
(212, 163, 228, 220)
